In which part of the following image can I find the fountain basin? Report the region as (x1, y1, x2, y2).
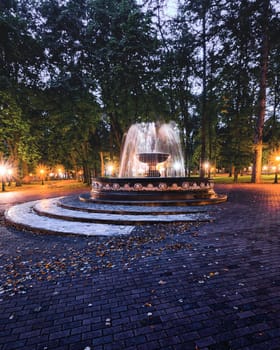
(90, 176, 227, 205)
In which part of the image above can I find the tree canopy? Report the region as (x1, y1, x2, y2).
(0, 0, 279, 182)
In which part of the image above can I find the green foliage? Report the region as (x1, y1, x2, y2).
(0, 91, 40, 166)
(0, 0, 279, 179)
(85, 0, 160, 145)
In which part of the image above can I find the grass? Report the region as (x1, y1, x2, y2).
(0, 179, 89, 193)
(213, 174, 277, 184)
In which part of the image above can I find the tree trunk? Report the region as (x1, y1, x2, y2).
(200, 6, 207, 178)
(82, 163, 91, 185)
(99, 152, 105, 177)
(251, 0, 269, 183)
(234, 168, 239, 183)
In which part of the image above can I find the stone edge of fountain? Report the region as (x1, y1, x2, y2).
(90, 176, 227, 206)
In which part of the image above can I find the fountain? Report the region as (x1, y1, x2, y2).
(90, 121, 227, 205)
(4, 121, 227, 236)
(118, 122, 185, 177)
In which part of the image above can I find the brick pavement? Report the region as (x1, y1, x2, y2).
(0, 183, 280, 350)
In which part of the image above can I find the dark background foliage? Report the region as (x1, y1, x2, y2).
(0, 0, 279, 183)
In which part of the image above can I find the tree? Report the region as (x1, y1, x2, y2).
(251, 0, 270, 183)
(32, 0, 102, 182)
(175, 0, 228, 177)
(1, 0, 280, 181)
(0, 91, 40, 177)
(85, 0, 159, 152)
(212, 1, 257, 180)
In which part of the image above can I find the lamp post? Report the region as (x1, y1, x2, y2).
(106, 164, 114, 177)
(274, 156, 280, 183)
(40, 169, 45, 185)
(204, 162, 210, 178)
(0, 165, 6, 191)
(7, 169, 12, 186)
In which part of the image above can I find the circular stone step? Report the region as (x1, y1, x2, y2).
(33, 198, 213, 224)
(58, 195, 210, 215)
(4, 195, 215, 236)
(5, 200, 134, 236)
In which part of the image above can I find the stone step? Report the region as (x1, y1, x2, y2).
(5, 200, 134, 236)
(33, 198, 213, 224)
(4, 196, 214, 236)
(59, 195, 210, 214)
(80, 193, 227, 207)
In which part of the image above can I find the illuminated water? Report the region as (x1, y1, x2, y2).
(118, 121, 185, 177)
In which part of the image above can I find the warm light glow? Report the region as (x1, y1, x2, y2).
(36, 165, 47, 185)
(0, 165, 6, 176)
(55, 164, 65, 178)
(36, 164, 47, 176)
(204, 162, 210, 170)
(0, 159, 13, 182)
(106, 164, 114, 176)
(0, 161, 12, 191)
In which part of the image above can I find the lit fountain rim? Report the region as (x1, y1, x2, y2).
(89, 176, 227, 206)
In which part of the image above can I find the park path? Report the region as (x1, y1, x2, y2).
(0, 182, 280, 350)
(202, 183, 280, 235)
(0, 180, 88, 212)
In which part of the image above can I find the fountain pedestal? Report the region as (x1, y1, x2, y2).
(137, 152, 169, 177)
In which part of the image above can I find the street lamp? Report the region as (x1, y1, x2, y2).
(0, 165, 6, 191)
(40, 169, 45, 185)
(274, 156, 280, 183)
(7, 169, 12, 186)
(106, 164, 114, 176)
(204, 162, 210, 177)
(262, 165, 268, 175)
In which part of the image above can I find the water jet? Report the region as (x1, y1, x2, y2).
(90, 121, 227, 206)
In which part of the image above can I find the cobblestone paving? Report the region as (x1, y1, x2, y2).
(0, 184, 280, 350)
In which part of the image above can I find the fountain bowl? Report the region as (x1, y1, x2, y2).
(137, 152, 170, 177)
(137, 152, 169, 165)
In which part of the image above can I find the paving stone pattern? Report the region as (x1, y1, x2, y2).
(0, 184, 280, 349)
